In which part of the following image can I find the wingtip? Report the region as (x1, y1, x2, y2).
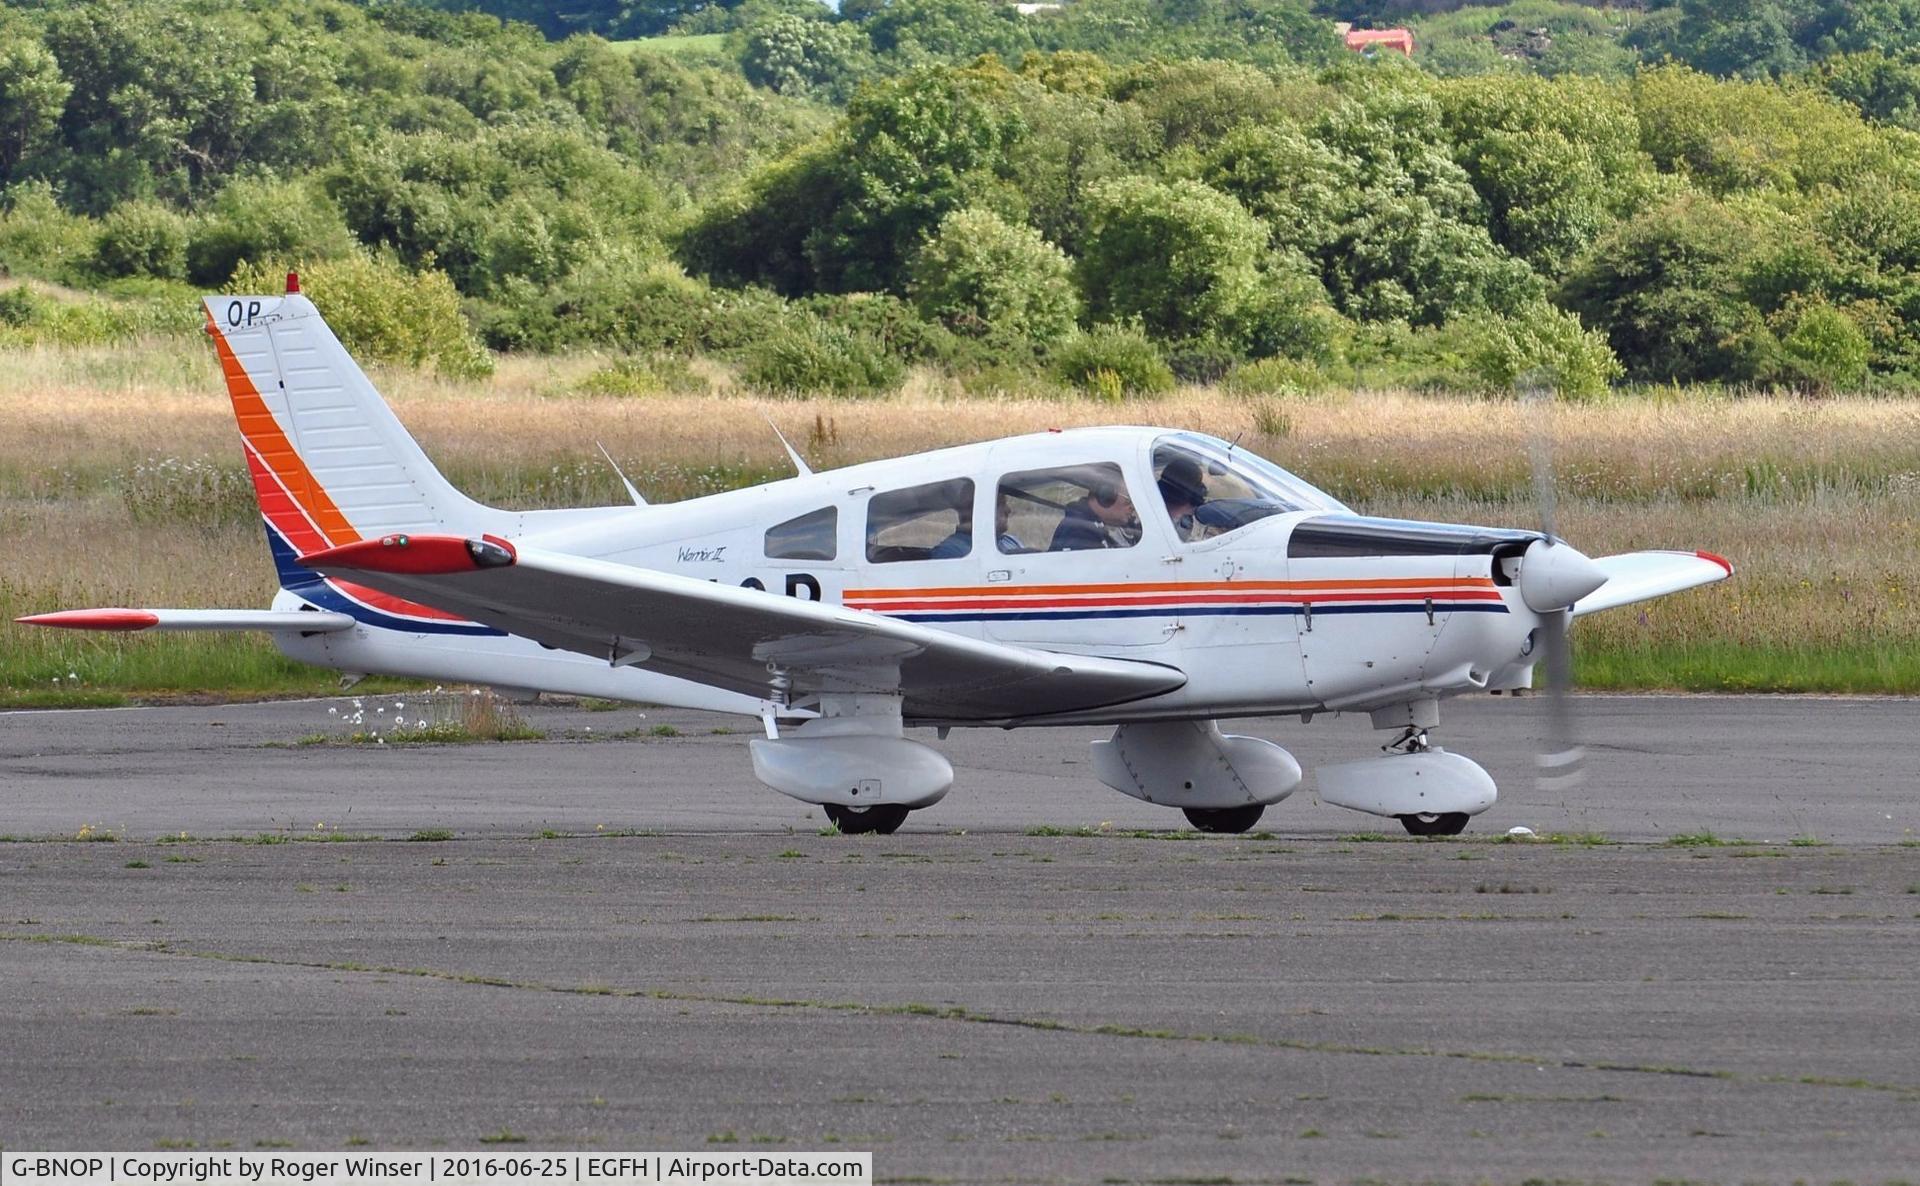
(300, 533, 515, 575)
(17, 609, 161, 632)
(1696, 550, 1734, 576)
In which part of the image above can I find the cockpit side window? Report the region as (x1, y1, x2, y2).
(995, 463, 1140, 554)
(1152, 444, 1215, 543)
(765, 506, 837, 561)
(866, 479, 975, 563)
(1151, 434, 1347, 543)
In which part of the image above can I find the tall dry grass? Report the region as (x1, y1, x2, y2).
(2, 335, 1915, 696)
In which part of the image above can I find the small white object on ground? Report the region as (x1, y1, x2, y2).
(1507, 826, 1537, 837)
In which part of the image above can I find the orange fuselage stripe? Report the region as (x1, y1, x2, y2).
(845, 577, 1496, 602)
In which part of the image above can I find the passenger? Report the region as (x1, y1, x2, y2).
(928, 516, 972, 559)
(1157, 455, 1208, 541)
(1048, 482, 1137, 551)
(995, 494, 1028, 554)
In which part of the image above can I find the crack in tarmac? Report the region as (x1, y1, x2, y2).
(7, 930, 1918, 1103)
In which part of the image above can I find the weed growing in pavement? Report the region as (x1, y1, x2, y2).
(298, 689, 544, 745)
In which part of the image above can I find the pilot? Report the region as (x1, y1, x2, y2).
(1157, 455, 1208, 541)
(1048, 481, 1137, 551)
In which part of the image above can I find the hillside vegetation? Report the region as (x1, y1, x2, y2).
(2, 0, 1920, 396)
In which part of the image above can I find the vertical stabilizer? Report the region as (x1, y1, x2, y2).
(204, 291, 490, 554)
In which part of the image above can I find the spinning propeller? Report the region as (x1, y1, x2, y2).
(1518, 373, 1603, 794)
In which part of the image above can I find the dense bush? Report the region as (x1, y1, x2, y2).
(231, 254, 493, 380)
(1051, 321, 1176, 397)
(575, 354, 711, 397)
(93, 201, 188, 281)
(1559, 195, 1769, 384)
(740, 317, 906, 397)
(0, 182, 95, 282)
(1450, 302, 1624, 400)
(1771, 297, 1873, 392)
(186, 178, 357, 288)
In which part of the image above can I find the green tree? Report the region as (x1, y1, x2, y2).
(0, 32, 70, 184)
(1559, 194, 1773, 384)
(1437, 73, 1656, 277)
(859, 0, 1035, 65)
(1632, 64, 1908, 196)
(809, 64, 1028, 293)
(1077, 176, 1266, 345)
(740, 12, 873, 99)
(1813, 51, 1920, 131)
(1201, 123, 1356, 260)
(907, 207, 1078, 342)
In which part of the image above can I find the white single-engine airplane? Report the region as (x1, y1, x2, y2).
(21, 283, 1732, 835)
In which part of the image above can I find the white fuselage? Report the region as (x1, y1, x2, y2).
(274, 427, 1543, 727)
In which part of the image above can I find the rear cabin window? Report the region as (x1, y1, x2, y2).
(764, 506, 837, 561)
(866, 479, 975, 563)
(995, 463, 1140, 553)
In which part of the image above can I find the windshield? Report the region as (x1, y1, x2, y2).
(1151, 432, 1349, 542)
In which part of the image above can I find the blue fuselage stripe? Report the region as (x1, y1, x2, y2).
(264, 520, 504, 637)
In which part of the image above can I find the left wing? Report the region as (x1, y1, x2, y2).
(1573, 550, 1733, 619)
(301, 534, 1186, 722)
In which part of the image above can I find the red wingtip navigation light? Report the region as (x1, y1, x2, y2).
(286, 271, 300, 294)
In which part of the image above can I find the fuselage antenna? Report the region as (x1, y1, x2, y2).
(595, 441, 648, 507)
(764, 415, 814, 478)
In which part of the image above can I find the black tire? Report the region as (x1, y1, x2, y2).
(823, 803, 911, 835)
(1399, 811, 1470, 837)
(1182, 804, 1266, 834)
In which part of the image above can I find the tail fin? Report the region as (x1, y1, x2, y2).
(204, 288, 491, 561)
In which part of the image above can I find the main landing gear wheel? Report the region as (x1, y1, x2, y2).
(1398, 811, 1470, 837)
(823, 803, 911, 835)
(1182, 804, 1266, 834)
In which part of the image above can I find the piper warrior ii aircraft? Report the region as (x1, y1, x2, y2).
(21, 283, 1733, 835)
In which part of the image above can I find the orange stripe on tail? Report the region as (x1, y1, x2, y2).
(206, 309, 358, 547)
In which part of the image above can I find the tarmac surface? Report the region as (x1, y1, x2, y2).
(3, 694, 1918, 1181)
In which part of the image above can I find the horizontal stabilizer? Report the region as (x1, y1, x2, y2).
(1572, 551, 1733, 619)
(17, 608, 356, 633)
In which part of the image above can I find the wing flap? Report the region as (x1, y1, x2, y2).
(1573, 551, 1733, 619)
(301, 535, 1186, 721)
(17, 608, 356, 633)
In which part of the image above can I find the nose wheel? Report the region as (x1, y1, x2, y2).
(1398, 811, 1470, 837)
(823, 803, 911, 835)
